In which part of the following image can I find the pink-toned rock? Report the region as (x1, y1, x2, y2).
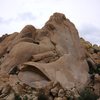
(17, 13, 89, 89)
(0, 32, 18, 57)
(0, 13, 89, 92)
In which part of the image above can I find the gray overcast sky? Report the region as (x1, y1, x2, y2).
(0, 0, 100, 45)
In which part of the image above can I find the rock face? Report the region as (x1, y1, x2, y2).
(0, 13, 89, 99)
(80, 38, 100, 97)
(80, 38, 100, 65)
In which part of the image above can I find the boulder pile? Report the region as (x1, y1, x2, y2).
(80, 38, 100, 98)
(0, 13, 99, 100)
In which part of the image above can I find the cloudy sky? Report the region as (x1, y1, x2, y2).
(0, 0, 100, 45)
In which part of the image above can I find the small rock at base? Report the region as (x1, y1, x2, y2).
(58, 89, 65, 97)
(54, 97, 67, 100)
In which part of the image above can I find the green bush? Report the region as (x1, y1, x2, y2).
(15, 94, 21, 100)
(95, 64, 100, 74)
(38, 93, 48, 100)
(78, 88, 99, 100)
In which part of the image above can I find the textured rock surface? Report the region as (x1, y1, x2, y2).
(0, 12, 98, 99)
(80, 38, 100, 65)
(80, 38, 100, 97)
(17, 13, 89, 89)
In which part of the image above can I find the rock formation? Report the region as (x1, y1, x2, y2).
(80, 38, 100, 97)
(0, 12, 99, 99)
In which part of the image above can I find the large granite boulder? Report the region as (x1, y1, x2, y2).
(0, 13, 89, 92)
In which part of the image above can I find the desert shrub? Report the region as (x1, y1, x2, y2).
(15, 94, 21, 100)
(78, 88, 99, 100)
(95, 64, 100, 74)
(38, 93, 48, 100)
(67, 96, 74, 100)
